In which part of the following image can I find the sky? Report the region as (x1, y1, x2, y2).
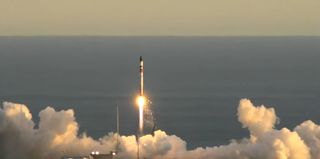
(0, 0, 319, 36)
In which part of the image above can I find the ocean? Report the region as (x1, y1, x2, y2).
(0, 36, 319, 149)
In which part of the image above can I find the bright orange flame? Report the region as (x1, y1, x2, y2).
(136, 95, 146, 134)
(136, 96, 146, 107)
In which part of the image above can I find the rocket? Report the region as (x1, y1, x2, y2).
(138, 56, 145, 135)
(139, 56, 144, 96)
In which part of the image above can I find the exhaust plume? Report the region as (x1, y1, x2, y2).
(0, 99, 318, 159)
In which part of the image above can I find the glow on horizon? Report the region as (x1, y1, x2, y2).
(0, 0, 320, 36)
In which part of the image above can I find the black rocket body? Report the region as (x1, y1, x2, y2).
(140, 56, 144, 96)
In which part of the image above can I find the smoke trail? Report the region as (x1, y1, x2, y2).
(144, 99, 156, 134)
(0, 99, 319, 159)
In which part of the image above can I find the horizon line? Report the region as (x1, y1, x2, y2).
(0, 35, 320, 38)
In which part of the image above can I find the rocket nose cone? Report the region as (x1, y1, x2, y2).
(140, 56, 143, 61)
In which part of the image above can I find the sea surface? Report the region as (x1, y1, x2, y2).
(0, 36, 319, 149)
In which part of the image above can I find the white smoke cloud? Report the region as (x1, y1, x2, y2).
(237, 99, 277, 138)
(0, 99, 318, 159)
(294, 120, 320, 159)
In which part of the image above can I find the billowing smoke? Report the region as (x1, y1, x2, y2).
(0, 99, 319, 159)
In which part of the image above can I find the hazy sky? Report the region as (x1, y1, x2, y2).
(1, 0, 319, 36)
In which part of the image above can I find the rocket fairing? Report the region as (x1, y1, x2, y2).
(140, 56, 144, 96)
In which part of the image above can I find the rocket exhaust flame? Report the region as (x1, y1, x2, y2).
(139, 103, 143, 134)
(136, 96, 145, 134)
